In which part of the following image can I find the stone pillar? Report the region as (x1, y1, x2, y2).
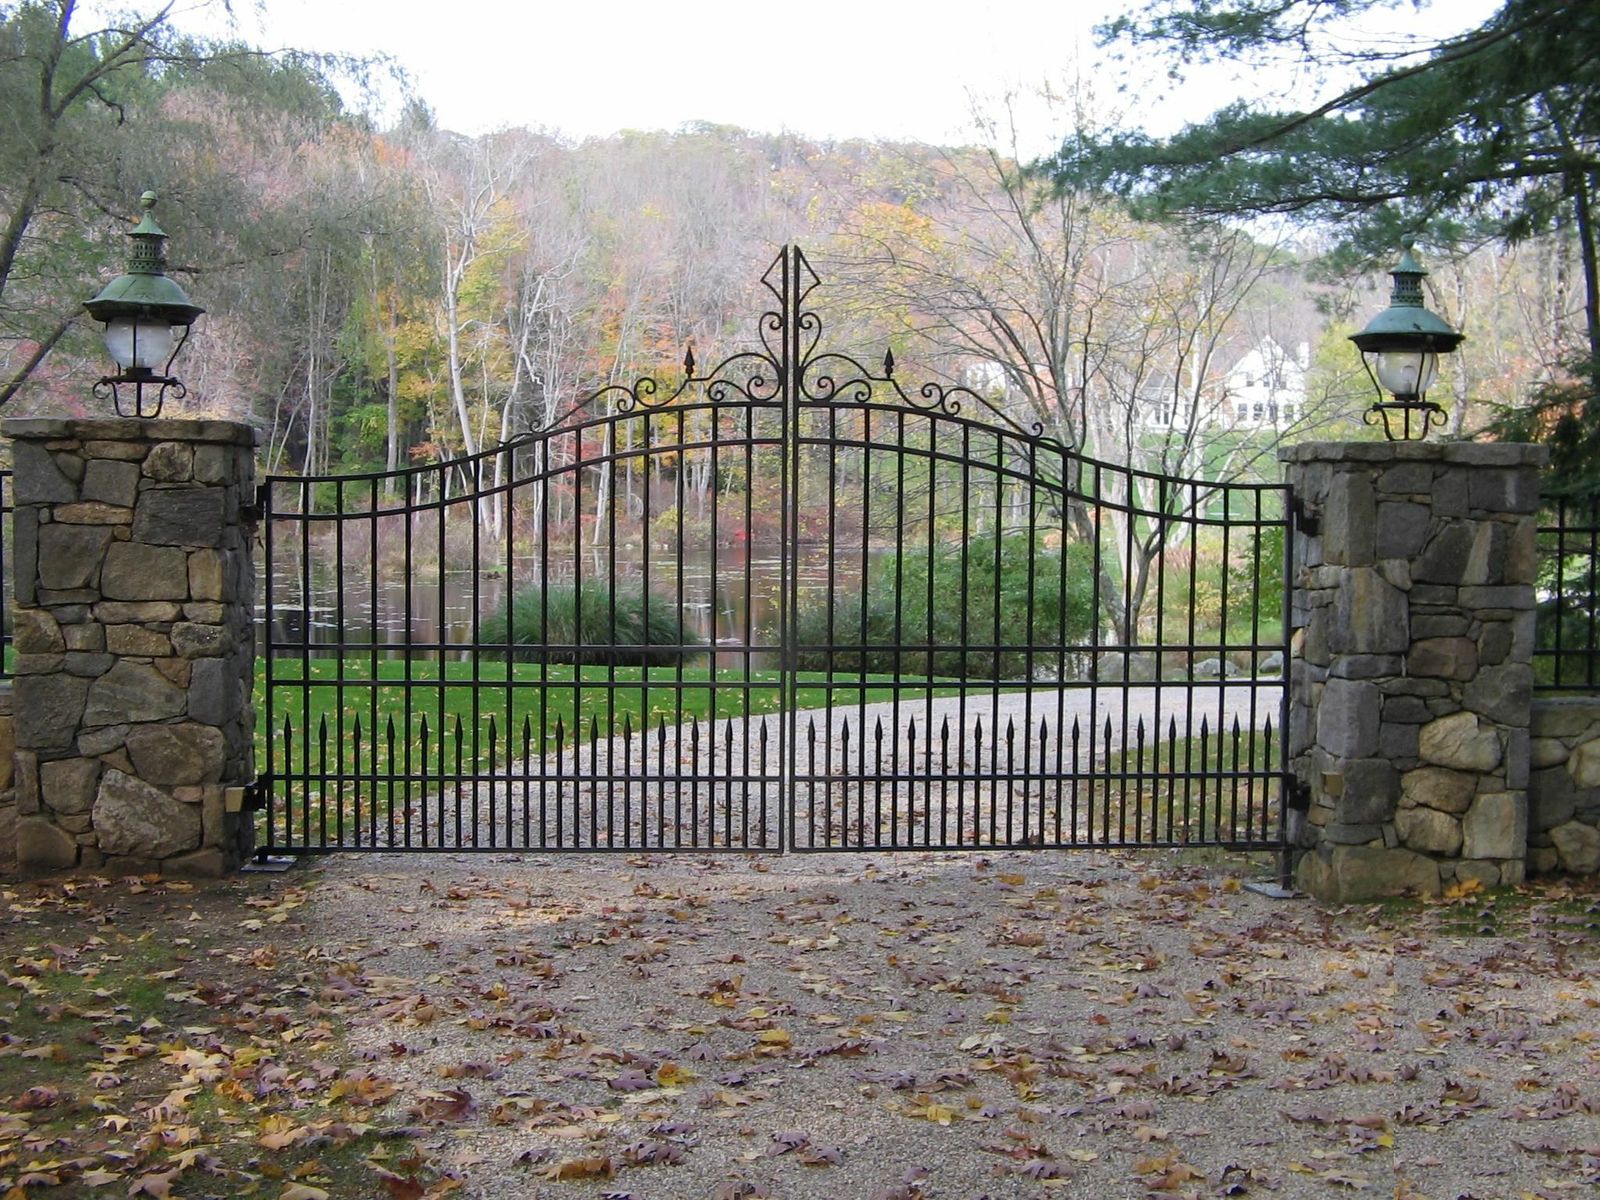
(0, 684, 14, 858)
(1526, 697, 1600, 875)
(4, 418, 256, 876)
(1282, 441, 1545, 902)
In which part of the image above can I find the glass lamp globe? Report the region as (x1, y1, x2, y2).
(1373, 349, 1439, 400)
(103, 316, 176, 372)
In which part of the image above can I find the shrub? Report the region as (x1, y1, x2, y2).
(480, 581, 697, 667)
(793, 533, 1097, 681)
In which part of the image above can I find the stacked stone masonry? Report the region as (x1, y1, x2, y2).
(1282, 441, 1547, 903)
(1526, 697, 1600, 875)
(3, 418, 256, 876)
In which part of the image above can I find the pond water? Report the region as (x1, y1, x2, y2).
(264, 542, 883, 671)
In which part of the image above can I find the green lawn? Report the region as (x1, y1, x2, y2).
(257, 657, 981, 760)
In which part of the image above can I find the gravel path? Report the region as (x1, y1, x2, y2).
(305, 683, 1286, 854)
(302, 847, 1600, 1199)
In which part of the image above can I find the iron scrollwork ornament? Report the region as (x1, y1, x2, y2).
(535, 246, 1053, 446)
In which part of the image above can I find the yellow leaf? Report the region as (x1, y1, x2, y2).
(654, 1061, 694, 1087)
(756, 1029, 791, 1046)
(998, 873, 1027, 886)
(278, 1187, 330, 1200)
(258, 1114, 307, 1150)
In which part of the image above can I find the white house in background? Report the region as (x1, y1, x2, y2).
(1224, 337, 1308, 429)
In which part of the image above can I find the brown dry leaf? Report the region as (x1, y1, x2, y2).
(543, 1155, 615, 1181)
(411, 1088, 478, 1123)
(375, 1173, 426, 1200)
(128, 1172, 178, 1198)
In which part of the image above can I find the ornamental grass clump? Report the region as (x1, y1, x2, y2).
(480, 582, 695, 667)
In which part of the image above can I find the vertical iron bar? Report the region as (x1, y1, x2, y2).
(522, 715, 533, 849)
(892, 408, 906, 848)
(1279, 485, 1297, 884)
(858, 409, 874, 848)
(1184, 480, 1199, 850)
(779, 246, 797, 854)
(990, 430, 1004, 846)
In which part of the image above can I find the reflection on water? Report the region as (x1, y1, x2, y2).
(265, 542, 881, 671)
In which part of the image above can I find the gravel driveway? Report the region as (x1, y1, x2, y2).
(301, 845, 1600, 1199)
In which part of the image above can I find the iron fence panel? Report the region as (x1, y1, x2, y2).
(257, 249, 1293, 856)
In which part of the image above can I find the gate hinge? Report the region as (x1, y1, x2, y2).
(1284, 777, 1313, 813)
(240, 483, 268, 527)
(238, 775, 269, 813)
(1290, 496, 1320, 537)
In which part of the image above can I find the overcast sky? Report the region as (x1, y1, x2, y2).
(167, 0, 1499, 154)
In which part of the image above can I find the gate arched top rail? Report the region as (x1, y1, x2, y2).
(268, 245, 1287, 529)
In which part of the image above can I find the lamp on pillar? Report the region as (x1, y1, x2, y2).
(83, 191, 204, 418)
(1349, 237, 1464, 441)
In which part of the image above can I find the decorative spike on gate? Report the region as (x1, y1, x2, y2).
(684, 344, 696, 377)
(883, 347, 896, 377)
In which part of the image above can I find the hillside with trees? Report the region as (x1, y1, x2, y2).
(1, 0, 1590, 491)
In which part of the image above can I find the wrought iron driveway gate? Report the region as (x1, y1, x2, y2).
(258, 249, 1294, 857)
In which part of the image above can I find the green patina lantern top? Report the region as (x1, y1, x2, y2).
(1349, 236, 1463, 353)
(83, 192, 205, 326)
